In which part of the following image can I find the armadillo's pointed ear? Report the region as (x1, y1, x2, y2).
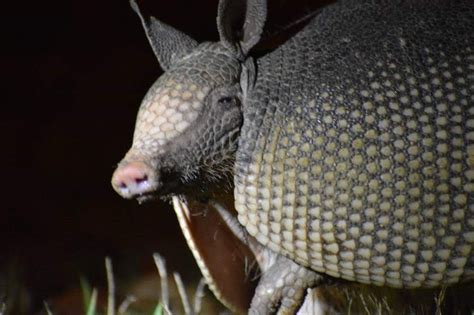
(217, 0, 267, 57)
(130, 0, 198, 70)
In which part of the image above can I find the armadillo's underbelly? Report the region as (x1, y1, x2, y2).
(235, 49, 474, 288)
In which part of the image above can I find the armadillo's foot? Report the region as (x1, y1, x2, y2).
(249, 255, 323, 315)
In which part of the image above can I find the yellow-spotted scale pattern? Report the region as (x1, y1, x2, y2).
(235, 0, 474, 288)
(133, 78, 210, 153)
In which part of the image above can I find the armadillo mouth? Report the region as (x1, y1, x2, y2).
(135, 193, 158, 204)
(134, 181, 178, 204)
(135, 181, 179, 204)
(132, 167, 185, 203)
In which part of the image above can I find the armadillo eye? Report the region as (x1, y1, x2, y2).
(217, 96, 234, 106)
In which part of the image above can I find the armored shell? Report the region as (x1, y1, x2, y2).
(235, 0, 474, 288)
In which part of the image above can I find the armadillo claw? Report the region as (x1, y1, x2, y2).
(249, 255, 324, 315)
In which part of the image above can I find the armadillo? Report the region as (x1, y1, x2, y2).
(111, 0, 474, 313)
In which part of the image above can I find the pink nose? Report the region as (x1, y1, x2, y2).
(111, 161, 156, 199)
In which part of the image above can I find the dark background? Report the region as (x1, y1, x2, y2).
(1, 0, 331, 313)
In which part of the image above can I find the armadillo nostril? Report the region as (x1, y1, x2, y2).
(135, 174, 148, 184)
(111, 161, 157, 198)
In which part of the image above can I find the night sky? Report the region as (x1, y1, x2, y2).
(2, 0, 331, 313)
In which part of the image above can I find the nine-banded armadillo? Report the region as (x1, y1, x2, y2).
(111, 0, 474, 313)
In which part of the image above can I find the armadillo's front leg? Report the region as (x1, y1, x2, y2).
(214, 201, 326, 314)
(249, 255, 324, 315)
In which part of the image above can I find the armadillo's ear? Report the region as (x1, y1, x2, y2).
(217, 0, 267, 57)
(130, 0, 198, 70)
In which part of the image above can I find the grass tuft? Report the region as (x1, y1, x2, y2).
(36, 253, 208, 315)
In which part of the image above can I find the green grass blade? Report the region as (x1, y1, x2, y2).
(86, 288, 98, 315)
(43, 301, 53, 315)
(80, 276, 93, 312)
(153, 303, 164, 315)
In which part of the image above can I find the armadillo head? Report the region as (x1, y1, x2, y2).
(112, 0, 265, 203)
(112, 44, 244, 200)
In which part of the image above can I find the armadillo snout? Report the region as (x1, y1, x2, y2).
(111, 161, 159, 199)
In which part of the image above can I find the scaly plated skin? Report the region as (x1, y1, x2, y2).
(111, 0, 474, 313)
(235, 0, 474, 289)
